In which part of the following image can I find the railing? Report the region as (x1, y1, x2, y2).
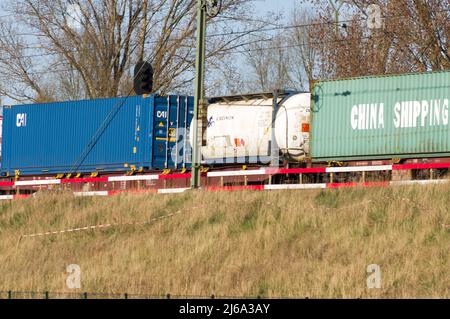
(0, 290, 279, 299)
(1, 161, 450, 199)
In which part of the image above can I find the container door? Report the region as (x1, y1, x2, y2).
(152, 95, 193, 170)
(175, 96, 194, 168)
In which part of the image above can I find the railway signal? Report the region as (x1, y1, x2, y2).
(134, 61, 153, 95)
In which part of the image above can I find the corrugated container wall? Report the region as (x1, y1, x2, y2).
(311, 71, 450, 161)
(1, 95, 194, 176)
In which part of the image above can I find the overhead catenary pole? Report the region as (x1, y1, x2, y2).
(329, 0, 345, 34)
(191, 0, 207, 188)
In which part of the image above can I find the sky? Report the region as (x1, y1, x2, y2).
(254, 0, 297, 13)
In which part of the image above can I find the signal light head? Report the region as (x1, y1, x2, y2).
(134, 61, 153, 95)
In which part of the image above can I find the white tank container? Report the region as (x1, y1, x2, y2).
(199, 93, 311, 163)
(201, 98, 273, 161)
(274, 93, 311, 161)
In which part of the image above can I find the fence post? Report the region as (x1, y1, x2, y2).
(124, 293, 128, 299)
(8, 291, 12, 299)
(44, 291, 49, 299)
(83, 292, 88, 299)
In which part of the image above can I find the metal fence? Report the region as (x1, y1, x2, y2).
(0, 290, 269, 299)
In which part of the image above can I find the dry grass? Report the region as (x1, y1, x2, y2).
(0, 185, 448, 298)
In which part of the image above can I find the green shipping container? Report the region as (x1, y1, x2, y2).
(311, 71, 450, 161)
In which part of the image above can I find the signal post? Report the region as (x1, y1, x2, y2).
(191, 0, 208, 189)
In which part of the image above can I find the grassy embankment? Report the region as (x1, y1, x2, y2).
(0, 185, 448, 298)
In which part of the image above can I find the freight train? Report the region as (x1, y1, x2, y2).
(0, 70, 449, 191)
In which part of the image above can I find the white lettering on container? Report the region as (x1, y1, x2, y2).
(16, 113, 27, 127)
(354, 99, 448, 130)
(350, 103, 384, 130)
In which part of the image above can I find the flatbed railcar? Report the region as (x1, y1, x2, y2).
(0, 70, 449, 194)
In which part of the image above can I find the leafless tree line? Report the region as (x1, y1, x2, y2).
(0, 0, 255, 102)
(0, 0, 448, 102)
(242, 0, 449, 93)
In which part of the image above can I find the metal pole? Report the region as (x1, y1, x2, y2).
(335, 9, 339, 34)
(191, 0, 207, 189)
(328, 0, 345, 34)
(270, 91, 280, 168)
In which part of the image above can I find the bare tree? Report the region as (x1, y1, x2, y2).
(301, 0, 449, 79)
(244, 35, 293, 92)
(241, 8, 319, 93)
(0, 0, 255, 102)
(287, 8, 320, 90)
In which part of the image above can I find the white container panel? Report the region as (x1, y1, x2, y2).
(202, 99, 274, 160)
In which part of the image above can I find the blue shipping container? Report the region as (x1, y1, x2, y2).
(1, 95, 194, 176)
